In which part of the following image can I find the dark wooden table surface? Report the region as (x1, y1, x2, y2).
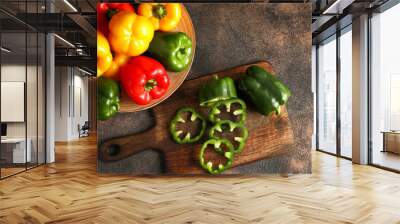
(98, 3, 312, 174)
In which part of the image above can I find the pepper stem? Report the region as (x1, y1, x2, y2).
(106, 9, 119, 20)
(144, 79, 158, 91)
(152, 4, 167, 19)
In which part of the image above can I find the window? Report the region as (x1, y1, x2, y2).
(317, 35, 337, 154)
(339, 26, 352, 158)
(370, 3, 400, 171)
(316, 25, 353, 159)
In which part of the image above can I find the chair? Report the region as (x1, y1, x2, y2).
(78, 121, 90, 138)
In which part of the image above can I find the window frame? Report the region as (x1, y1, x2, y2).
(315, 24, 353, 161)
(0, 0, 48, 180)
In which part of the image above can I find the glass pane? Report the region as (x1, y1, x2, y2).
(340, 27, 352, 158)
(1, 30, 27, 177)
(27, 31, 38, 169)
(318, 35, 337, 154)
(0, 0, 46, 178)
(26, 0, 41, 169)
(371, 4, 400, 171)
(38, 32, 45, 165)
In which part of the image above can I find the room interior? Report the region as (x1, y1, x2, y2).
(0, 0, 96, 179)
(313, 0, 400, 172)
(0, 27, 46, 177)
(0, 0, 400, 222)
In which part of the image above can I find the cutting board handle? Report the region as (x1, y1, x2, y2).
(98, 128, 165, 162)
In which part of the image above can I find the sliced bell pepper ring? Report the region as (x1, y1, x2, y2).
(209, 120, 249, 154)
(97, 3, 135, 37)
(138, 3, 182, 31)
(97, 31, 113, 77)
(199, 138, 234, 174)
(169, 107, 206, 144)
(199, 75, 237, 106)
(108, 10, 154, 56)
(209, 98, 247, 124)
(120, 56, 169, 105)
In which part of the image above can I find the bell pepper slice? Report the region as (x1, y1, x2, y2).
(97, 3, 135, 37)
(199, 138, 234, 174)
(97, 77, 120, 120)
(138, 3, 182, 31)
(209, 120, 249, 154)
(108, 10, 154, 56)
(198, 75, 237, 106)
(209, 98, 247, 124)
(169, 107, 206, 144)
(97, 31, 113, 77)
(120, 56, 170, 105)
(237, 66, 291, 116)
(147, 31, 193, 72)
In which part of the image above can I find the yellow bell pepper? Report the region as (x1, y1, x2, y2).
(103, 54, 129, 80)
(108, 11, 154, 56)
(97, 31, 113, 77)
(138, 3, 182, 31)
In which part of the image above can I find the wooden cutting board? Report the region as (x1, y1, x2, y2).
(99, 61, 294, 174)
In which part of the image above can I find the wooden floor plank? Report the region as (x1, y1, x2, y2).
(0, 135, 400, 223)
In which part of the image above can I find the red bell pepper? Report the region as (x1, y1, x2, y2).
(120, 56, 170, 105)
(97, 3, 135, 36)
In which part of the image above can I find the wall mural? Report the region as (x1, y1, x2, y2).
(97, 3, 312, 175)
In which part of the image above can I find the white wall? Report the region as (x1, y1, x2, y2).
(54, 67, 89, 141)
(55, 66, 69, 141)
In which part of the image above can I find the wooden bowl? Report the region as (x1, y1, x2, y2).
(119, 5, 196, 113)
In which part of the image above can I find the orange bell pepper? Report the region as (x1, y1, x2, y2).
(97, 31, 113, 77)
(138, 3, 182, 31)
(103, 54, 129, 80)
(108, 11, 154, 56)
(97, 3, 135, 37)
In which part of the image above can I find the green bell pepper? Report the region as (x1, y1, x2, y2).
(237, 66, 291, 116)
(199, 138, 234, 174)
(209, 120, 249, 154)
(97, 77, 120, 121)
(169, 107, 207, 144)
(147, 31, 193, 72)
(198, 75, 237, 106)
(208, 98, 247, 124)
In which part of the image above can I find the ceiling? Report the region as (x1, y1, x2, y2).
(0, 0, 96, 74)
(312, 0, 390, 43)
(0, 0, 96, 14)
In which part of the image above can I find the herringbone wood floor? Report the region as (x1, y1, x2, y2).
(1, 135, 400, 224)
